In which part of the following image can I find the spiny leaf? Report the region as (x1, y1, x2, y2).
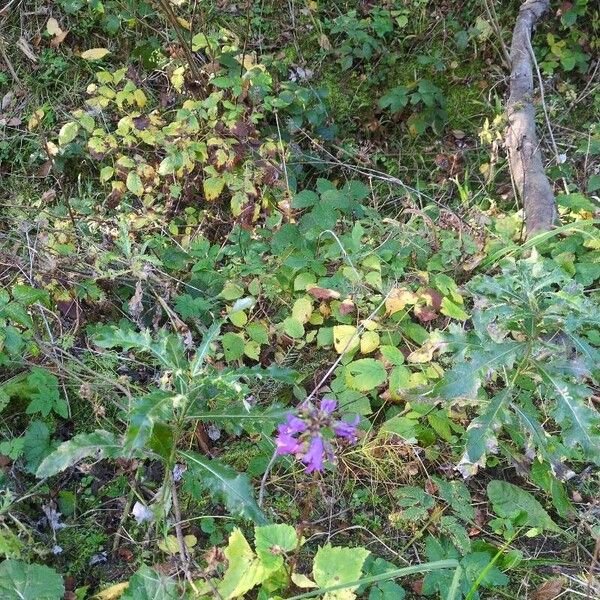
(36, 430, 122, 478)
(487, 480, 560, 532)
(181, 452, 266, 524)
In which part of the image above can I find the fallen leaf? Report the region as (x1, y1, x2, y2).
(339, 298, 355, 315)
(81, 48, 111, 60)
(46, 17, 62, 36)
(385, 287, 417, 316)
(306, 286, 340, 300)
(17, 37, 38, 62)
(50, 30, 69, 49)
(532, 578, 563, 600)
(94, 581, 129, 600)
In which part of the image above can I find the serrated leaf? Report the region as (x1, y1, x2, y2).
(333, 325, 359, 354)
(36, 430, 122, 478)
(181, 452, 266, 524)
(204, 176, 225, 201)
(313, 544, 370, 600)
(487, 480, 559, 532)
(255, 524, 297, 569)
(121, 564, 179, 600)
(0, 560, 64, 600)
(283, 317, 304, 339)
(218, 528, 270, 599)
(360, 331, 380, 354)
(345, 359, 387, 392)
(126, 171, 144, 197)
(221, 332, 245, 362)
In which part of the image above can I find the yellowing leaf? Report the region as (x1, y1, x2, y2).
(360, 331, 380, 354)
(291, 573, 318, 589)
(133, 89, 147, 108)
(385, 287, 417, 316)
(28, 108, 45, 131)
(126, 171, 144, 197)
(100, 166, 114, 182)
(171, 66, 185, 92)
(81, 48, 111, 60)
(46, 18, 62, 36)
(94, 581, 129, 600)
(58, 122, 79, 146)
(204, 177, 225, 201)
(333, 325, 359, 354)
(292, 297, 313, 324)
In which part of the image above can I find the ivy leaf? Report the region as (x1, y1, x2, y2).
(487, 480, 560, 532)
(121, 565, 179, 600)
(345, 359, 387, 392)
(312, 544, 370, 600)
(181, 452, 266, 524)
(0, 560, 64, 600)
(36, 430, 122, 478)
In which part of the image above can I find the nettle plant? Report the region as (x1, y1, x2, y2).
(378, 79, 447, 135)
(429, 252, 600, 480)
(35, 310, 293, 524)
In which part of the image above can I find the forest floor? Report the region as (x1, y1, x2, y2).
(0, 1, 599, 599)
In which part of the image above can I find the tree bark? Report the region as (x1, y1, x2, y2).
(506, 0, 557, 237)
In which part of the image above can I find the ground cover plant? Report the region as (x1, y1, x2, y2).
(0, 0, 599, 598)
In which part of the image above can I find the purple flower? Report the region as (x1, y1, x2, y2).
(302, 435, 325, 473)
(320, 398, 337, 414)
(334, 415, 360, 442)
(274, 398, 360, 474)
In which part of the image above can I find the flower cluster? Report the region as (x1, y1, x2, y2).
(275, 399, 359, 473)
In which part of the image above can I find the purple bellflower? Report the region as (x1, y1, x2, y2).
(275, 398, 359, 473)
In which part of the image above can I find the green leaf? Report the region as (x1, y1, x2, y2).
(380, 345, 405, 365)
(345, 359, 387, 392)
(218, 528, 271, 599)
(181, 452, 266, 523)
(556, 192, 596, 212)
(204, 176, 226, 201)
(292, 190, 319, 209)
(463, 390, 510, 464)
(246, 322, 269, 344)
(313, 544, 370, 600)
(121, 564, 179, 600)
(0, 560, 64, 600)
(394, 486, 435, 521)
(283, 317, 305, 339)
(220, 282, 245, 301)
(486, 480, 560, 532)
(11, 285, 49, 306)
(292, 296, 313, 324)
(221, 332, 245, 362)
(1, 302, 33, 328)
(126, 171, 144, 197)
(378, 86, 409, 113)
(58, 121, 79, 145)
(36, 430, 122, 478)
(25, 368, 67, 418)
(23, 421, 54, 474)
(440, 297, 469, 320)
(432, 476, 475, 523)
(255, 524, 298, 569)
(539, 367, 600, 461)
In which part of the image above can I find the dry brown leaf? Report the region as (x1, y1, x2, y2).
(50, 30, 69, 49)
(532, 578, 563, 600)
(17, 37, 38, 62)
(46, 17, 62, 36)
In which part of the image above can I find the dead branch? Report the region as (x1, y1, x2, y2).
(506, 0, 558, 237)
